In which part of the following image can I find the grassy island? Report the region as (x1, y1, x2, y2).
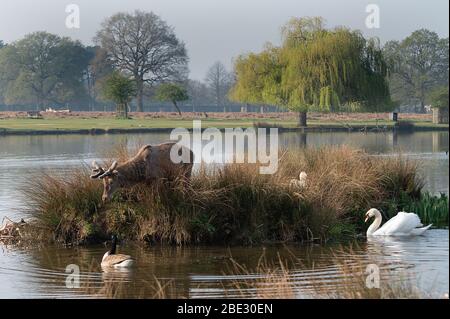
(21, 145, 448, 245)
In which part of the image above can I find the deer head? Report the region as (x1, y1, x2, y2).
(90, 160, 119, 202)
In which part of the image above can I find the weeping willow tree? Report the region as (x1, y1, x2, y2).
(230, 17, 393, 126)
(230, 45, 282, 110)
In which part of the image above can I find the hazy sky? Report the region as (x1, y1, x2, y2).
(0, 0, 448, 80)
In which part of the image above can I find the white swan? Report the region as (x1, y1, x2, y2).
(290, 172, 307, 188)
(365, 208, 432, 237)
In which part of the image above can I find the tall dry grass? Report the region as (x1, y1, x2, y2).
(25, 145, 427, 245)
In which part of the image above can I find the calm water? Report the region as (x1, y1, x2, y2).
(0, 131, 448, 298)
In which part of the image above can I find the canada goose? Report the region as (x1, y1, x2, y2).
(101, 235, 134, 268)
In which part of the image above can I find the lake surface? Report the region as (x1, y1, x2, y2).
(0, 130, 448, 298)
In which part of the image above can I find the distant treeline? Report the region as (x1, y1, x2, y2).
(0, 11, 242, 113)
(0, 12, 448, 113)
(0, 38, 240, 112)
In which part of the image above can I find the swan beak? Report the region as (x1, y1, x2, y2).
(364, 215, 369, 223)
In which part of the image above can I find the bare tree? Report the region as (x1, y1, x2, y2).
(187, 79, 211, 112)
(95, 10, 188, 112)
(84, 47, 114, 111)
(205, 61, 232, 112)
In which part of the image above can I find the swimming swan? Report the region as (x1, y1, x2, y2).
(365, 208, 432, 237)
(101, 235, 134, 268)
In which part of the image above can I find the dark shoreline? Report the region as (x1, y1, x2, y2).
(1, 125, 448, 136)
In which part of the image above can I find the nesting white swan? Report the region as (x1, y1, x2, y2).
(364, 208, 432, 237)
(290, 172, 307, 188)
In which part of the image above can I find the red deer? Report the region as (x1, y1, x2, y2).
(90, 142, 193, 202)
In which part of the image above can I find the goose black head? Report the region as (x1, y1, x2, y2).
(110, 235, 118, 255)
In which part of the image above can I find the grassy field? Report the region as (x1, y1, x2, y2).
(0, 112, 447, 133)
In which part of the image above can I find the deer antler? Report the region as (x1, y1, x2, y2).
(90, 160, 105, 179)
(98, 161, 118, 179)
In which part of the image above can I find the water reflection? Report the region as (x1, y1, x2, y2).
(278, 131, 449, 154)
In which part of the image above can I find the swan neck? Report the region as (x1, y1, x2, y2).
(367, 212, 382, 236)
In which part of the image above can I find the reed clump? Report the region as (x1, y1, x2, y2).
(25, 145, 443, 245)
(389, 192, 448, 227)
